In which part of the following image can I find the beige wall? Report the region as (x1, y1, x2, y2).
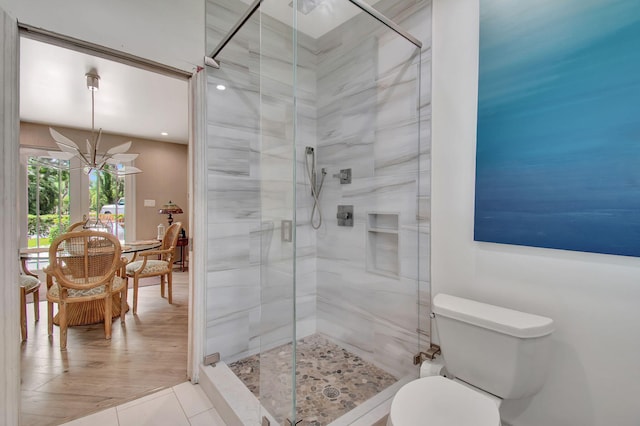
(20, 121, 189, 240)
(133, 136, 189, 239)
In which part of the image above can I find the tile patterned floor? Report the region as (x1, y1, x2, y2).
(58, 382, 225, 426)
(229, 334, 398, 425)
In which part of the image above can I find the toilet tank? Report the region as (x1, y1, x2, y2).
(433, 294, 554, 400)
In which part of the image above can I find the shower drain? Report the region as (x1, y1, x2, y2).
(322, 386, 341, 399)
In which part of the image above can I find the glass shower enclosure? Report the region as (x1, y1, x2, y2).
(205, 0, 430, 423)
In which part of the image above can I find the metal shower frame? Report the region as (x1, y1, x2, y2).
(205, 0, 422, 68)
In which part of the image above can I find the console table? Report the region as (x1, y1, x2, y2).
(175, 237, 188, 271)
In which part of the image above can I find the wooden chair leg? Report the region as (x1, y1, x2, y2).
(33, 288, 40, 322)
(133, 276, 139, 315)
(167, 272, 173, 305)
(47, 300, 54, 336)
(104, 293, 112, 340)
(59, 301, 67, 351)
(20, 287, 27, 341)
(120, 286, 127, 323)
(160, 275, 166, 298)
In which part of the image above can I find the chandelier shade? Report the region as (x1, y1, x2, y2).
(47, 72, 142, 176)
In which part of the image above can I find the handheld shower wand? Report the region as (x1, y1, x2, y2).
(305, 147, 326, 229)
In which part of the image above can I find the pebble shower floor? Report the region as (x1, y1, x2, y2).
(229, 334, 397, 425)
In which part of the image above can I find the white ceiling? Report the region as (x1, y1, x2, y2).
(20, 37, 189, 144)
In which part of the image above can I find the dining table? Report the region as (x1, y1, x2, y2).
(19, 239, 162, 326)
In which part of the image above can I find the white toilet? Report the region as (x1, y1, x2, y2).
(387, 293, 554, 426)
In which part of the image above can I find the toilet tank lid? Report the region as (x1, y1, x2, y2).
(433, 294, 554, 338)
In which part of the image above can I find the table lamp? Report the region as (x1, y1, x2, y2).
(158, 201, 183, 226)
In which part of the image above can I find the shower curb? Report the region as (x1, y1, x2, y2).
(199, 362, 278, 426)
(200, 361, 414, 425)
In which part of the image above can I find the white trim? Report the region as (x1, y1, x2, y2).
(125, 167, 136, 240)
(188, 65, 207, 382)
(18, 152, 28, 248)
(0, 8, 20, 425)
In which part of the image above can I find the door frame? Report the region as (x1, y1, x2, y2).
(0, 18, 207, 425)
(0, 7, 21, 426)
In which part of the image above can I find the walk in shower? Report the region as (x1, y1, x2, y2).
(204, 0, 431, 423)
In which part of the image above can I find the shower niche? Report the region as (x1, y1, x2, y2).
(366, 212, 400, 278)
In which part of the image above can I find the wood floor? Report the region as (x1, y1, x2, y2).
(20, 271, 190, 426)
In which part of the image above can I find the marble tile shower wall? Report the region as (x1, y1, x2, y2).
(204, 0, 432, 378)
(205, 0, 318, 363)
(315, 0, 431, 379)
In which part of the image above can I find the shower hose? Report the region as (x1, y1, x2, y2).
(305, 153, 326, 230)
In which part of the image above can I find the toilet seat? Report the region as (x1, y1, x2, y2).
(388, 376, 501, 426)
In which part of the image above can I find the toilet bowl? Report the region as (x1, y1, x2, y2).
(387, 294, 554, 426)
(387, 375, 501, 426)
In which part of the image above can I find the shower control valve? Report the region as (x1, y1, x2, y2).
(337, 205, 354, 227)
(332, 168, 352, 184)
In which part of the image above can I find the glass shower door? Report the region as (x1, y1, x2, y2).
(291, 1, 430, 424)
(204, 0, 430, 424)
(257, 0, 298, 423)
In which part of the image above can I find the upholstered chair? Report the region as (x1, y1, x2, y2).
(125, 222, 181, 314)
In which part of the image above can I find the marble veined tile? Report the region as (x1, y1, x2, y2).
(317, 222, 367, 265)
(203, 0, 431, 376)
(372, 320, 421, 378)
(374, 125, 420, 177)
(208, 145, 251, 177)
(376, 78, 420, 131)
(206, 267, 259, 290)
(207, 175, 260, 221)
(207, 222, 253, 271)
(398, 225, 430, 281)
(376, 30, 422, 79)
(207, 83, 259, 131)
(206, 311, 251, 361)
(206, 284, 260, 319)
(205, 0, 254, 52)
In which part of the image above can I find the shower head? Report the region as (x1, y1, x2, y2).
(305, 146, 314, 155)
(289, 0, 324, 15)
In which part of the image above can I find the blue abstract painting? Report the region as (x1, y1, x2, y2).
(475, 0, 640, 257)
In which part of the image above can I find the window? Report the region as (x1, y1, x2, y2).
(25, 154, 70, 271)
(89, 166, 126, 241)
(27, 156, 70, 248)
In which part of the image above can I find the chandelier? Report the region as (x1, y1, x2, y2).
(48, 72, 142, 176)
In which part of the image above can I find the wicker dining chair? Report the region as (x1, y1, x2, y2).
(44, 230, 127, 350)
(126, 222, 181, 314)
(66, 220, 87, 232)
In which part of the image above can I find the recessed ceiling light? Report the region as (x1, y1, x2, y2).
(161, 132, 169, 136)
(216, 84, 226, 91)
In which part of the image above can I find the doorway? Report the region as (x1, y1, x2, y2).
(17, 31, 193, 426)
